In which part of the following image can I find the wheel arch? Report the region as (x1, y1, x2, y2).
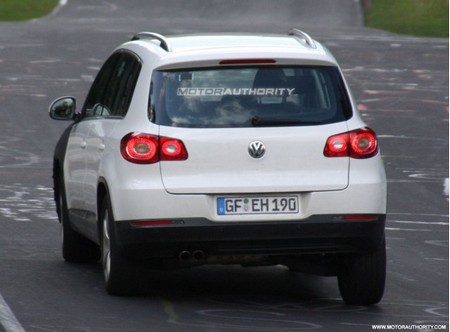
(53, 158, 63, 222)
(53, 124, 75, 222)
(97, 178, 110, 240)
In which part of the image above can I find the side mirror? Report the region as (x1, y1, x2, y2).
(49, 97, 77, 120)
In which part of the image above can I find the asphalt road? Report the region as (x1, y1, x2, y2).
(0, 0, 448, 331)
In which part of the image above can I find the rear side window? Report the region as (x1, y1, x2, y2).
(149, 66, 351, 128)
(83, 51, 141, 118)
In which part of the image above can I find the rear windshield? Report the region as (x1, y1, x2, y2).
(149, 66, 352, 128)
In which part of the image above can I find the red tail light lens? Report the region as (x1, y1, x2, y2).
(349, 129, 378, 158)
(160, 137, 188, 160)
(121, 133, 159, 164)
(121, 133, 188, 164)
(323, 133, 349, 157)
(324, 128, 379, 159)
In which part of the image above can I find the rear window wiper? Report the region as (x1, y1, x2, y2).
(251, 116, 322, 127)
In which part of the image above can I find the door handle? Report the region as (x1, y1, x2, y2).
(99, 143, 106, 151)
(80, 141, 87, 149)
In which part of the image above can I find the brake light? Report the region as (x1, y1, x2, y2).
(324, 128, 379, 159)
(219, 59, 276, 65)
(121, 133, 188, 164)
(121, 133, 159, 164)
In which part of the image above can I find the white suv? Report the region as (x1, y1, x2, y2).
(49, 30, 387, 305)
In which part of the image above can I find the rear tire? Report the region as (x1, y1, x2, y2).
(58, 176, 100, 263)
(100, 195, 146, 296)
(337, 237, 386, 305)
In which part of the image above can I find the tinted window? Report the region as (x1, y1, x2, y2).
(83, 51, 141, 118)
(149, 66, 351, 128)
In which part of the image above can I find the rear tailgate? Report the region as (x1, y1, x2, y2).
(159, 123, 349, 194)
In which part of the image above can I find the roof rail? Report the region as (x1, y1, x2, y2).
(131, 32, 172, 52)
(288, 29, 316, 49)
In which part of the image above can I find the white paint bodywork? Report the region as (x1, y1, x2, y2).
(62, 33, 387, 223)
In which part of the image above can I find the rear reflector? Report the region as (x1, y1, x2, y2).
(219, 59, 276, 65)
(130, 220, 174, 227)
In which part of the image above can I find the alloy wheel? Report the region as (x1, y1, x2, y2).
(102, 209, 111, 281)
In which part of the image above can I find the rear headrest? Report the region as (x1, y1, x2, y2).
(253, 68, 288, 88)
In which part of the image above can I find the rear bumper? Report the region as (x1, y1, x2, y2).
(114, 214, 386, 260)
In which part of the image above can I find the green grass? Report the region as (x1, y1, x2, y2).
(0, 0, 59, 21)
(366, 0, 449, 38)
(0, 0, 448, 38)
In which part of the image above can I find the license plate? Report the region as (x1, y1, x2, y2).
(217, 196, 299, 215)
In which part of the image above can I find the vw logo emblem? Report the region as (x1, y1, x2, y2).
(248, 141, 266, 159)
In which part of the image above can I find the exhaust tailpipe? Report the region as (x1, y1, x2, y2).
(178, 250, 191, 261)
(192, 250, 205, 261)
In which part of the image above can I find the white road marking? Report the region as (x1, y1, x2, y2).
(389, 212, 448, 218)
(0, 292, 25, 332)
(389, 220, 449, 226)
(386, 228, 432, 232)
(50, 0, 68, 16)
(0, 184, 58, 222)
(386, 218, 449, 232)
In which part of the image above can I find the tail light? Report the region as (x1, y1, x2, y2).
(160, 137, 188, 161)
(324, 128, 379, 159)
(121, 132, 188, 164)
